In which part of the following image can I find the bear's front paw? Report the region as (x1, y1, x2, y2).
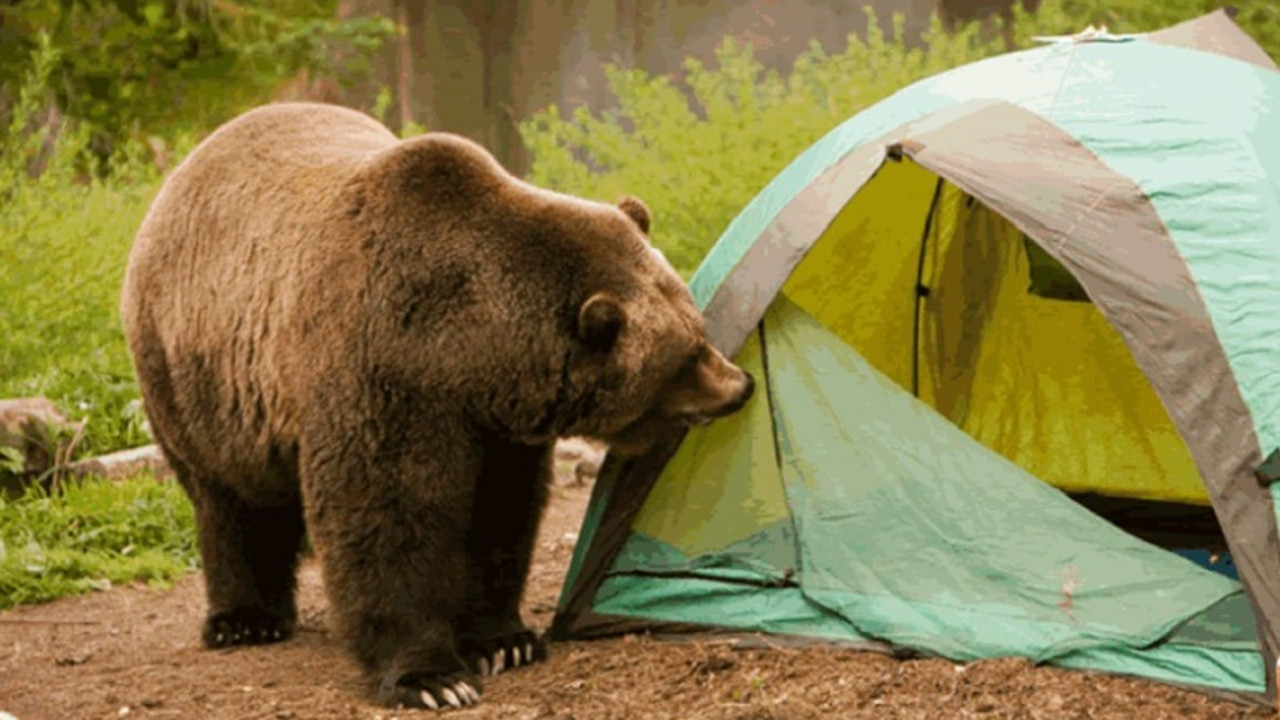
(202, 608, 294, 648)
(463, 630, 548, 677)
(380, 670, 482, 710)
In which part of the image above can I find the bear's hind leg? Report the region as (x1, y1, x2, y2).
(186, 477, 305, 648)
(458, 440, 553, 677)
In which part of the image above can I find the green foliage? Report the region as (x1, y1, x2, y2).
(0, 447, 26, 476)
(1, 38, 162, 458)
(519, 1, 1278, 277)
(0, 474, 198, 609)
(520, 8, 1010, 275)
(0, 0, 395, 170)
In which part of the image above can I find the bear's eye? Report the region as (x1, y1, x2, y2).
(674, 344, 706, 376)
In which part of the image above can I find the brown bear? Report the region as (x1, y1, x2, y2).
(119, 102, 754, 710)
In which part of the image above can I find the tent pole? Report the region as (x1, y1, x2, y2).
(912, 177, 945, 397)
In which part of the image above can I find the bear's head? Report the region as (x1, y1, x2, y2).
(557, 195, 755, 456)
(358, 133, 754, 453)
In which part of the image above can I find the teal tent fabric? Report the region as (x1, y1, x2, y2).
(594, 298, 1259, 692)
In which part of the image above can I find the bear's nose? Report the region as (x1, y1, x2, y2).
(723, 372, 755, 414)
(732, 371, 747, 407)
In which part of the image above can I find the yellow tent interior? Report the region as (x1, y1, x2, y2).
(778, 158, 1226, 556)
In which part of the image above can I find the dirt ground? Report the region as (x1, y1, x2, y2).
(1, 471, 1274, 720)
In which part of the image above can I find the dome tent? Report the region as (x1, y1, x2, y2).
(552, 9, 1280, 707)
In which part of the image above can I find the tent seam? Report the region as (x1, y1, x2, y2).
(757, 318, 805, 585)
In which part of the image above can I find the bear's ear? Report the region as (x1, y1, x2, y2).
(578, 292, 626, 350)
(617, 195, 651, 235)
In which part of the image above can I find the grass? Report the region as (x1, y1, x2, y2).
(0, 174, 161, 456)
(0, 473, 197, 610)
(1, 38, 166, 461)
(0, 35, 198, 612)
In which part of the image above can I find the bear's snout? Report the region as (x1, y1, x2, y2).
(674, 349, 755, 427)
(686, 370, 754, 426)
(721, 371, 755, 414)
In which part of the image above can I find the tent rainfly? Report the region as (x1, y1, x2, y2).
(551, 10, 1280, 708)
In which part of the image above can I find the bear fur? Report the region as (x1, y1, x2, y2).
(119, 102, 754, 709)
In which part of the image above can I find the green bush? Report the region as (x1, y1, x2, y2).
(518, 8, 1015, 275)
(0, 474, 198, 609)
(1, 37, 165, 458)
(519, 0, 1278, 277)
(0, 0, 396, 170)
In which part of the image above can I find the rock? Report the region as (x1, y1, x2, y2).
(1, 400, 171, 494)
(553, 437, 607, 486)
(0, 397, 82, 495)
(0, 397, 74, 448)
(68, 444, 172, 481)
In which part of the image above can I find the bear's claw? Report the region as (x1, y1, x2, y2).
(389, 675, 481, 710)
(202, 608, 294, 648)
(421, 680, 479, 709)
(466, 630, 547, 677)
